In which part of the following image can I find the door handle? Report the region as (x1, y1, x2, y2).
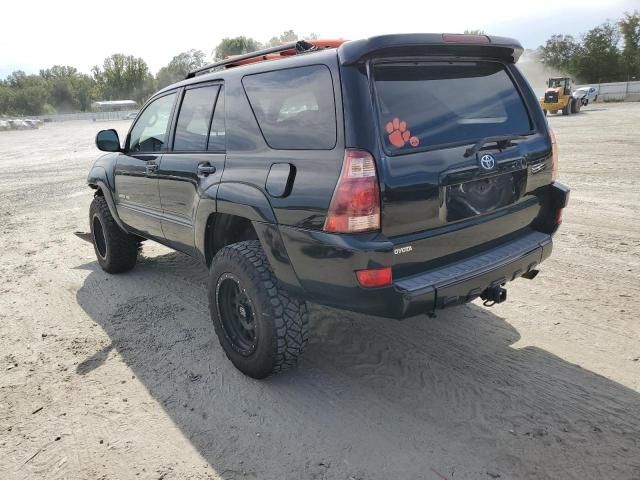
(197, 163, 216, 176)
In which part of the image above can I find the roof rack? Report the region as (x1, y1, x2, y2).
(186, 39, 345, 79)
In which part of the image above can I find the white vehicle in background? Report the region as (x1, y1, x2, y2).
(23, 119, 40, 129)
(8, 119, 30, 130)
(573, 86, 598, 106)
(0, 118, 42, 131)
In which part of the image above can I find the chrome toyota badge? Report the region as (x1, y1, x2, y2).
(480, 154, 496, 170)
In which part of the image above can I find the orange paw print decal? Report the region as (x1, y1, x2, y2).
(386, 117, 419, 148)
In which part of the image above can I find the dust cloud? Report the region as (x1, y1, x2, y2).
(517, 52, 571, 97)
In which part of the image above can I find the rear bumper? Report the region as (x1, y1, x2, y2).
(282, 227, 552, 318)
(393, 230, 551, 317)
(279, 183, 569, 319)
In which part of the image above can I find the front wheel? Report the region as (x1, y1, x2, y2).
(209, 240, 309, 378)
(89, 195, 139, 273)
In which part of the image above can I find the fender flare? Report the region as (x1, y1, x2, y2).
(194, 182, 276, 256)
(193, 182, 303, 294)
(87, 166, 128, 233)
(216, 182, 277, 223)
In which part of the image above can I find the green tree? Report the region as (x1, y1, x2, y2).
(214, 37, 261, 60)
(538, 34, 580, 71)
(3, 71, 49, 115)
(573, 22, 622, 83)
(92, 54, 154, 103)
(73, 73, 95, 111)
(619, 10, 640, 79)
(39, 65, 95, 112)
(156, 49, 206, 88)
(0, 84, 16, 114)
(266, 30, 299, 47)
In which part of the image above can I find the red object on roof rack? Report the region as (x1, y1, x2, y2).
(187, 39, 347, 78)
(224, 40, 345, 68)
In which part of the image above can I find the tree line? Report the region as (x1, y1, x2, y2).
(3, 16, 639, 116)
(538, 10, 639, 83)
(0, 30, 315, 116)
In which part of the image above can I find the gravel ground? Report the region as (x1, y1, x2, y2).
(0, 103, 639, 480)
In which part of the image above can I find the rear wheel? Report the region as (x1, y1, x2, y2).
(209, 240, 309, 378)
(89, 195, 139, 273)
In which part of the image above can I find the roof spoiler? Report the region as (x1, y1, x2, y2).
(337, 34, 524, 65)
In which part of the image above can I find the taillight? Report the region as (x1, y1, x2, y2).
(324, 149, 381, 233)
(356, 267, 392, 288)
(549, 128, 558, 181)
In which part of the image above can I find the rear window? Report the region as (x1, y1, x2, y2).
(242, 65, 337, 150)
(373, 61, 531, 154)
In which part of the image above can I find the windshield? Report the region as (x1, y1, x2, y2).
(373, 61, 531, 154)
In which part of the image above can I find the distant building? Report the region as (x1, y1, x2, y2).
(91, 100, 138, 112)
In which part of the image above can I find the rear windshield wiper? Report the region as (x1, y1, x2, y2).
(464, 135, 527, 158)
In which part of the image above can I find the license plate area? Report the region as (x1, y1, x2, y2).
(442, 167, 527, 222)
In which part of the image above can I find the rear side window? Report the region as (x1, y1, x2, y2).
(242, 65, 336, 150)
(373, 61, 531, 154)
(173, 85, 219, 151)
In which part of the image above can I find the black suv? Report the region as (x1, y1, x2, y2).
(86, 34, 569, 378)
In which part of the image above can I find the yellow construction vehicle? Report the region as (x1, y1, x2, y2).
(540, 77, 581, 116)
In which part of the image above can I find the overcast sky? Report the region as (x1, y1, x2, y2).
(1, 0, 636, 78)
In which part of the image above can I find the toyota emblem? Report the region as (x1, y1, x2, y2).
(480, 154, 496, 170)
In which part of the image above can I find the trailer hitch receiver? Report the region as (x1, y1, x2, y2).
(481, 286, 507, 307)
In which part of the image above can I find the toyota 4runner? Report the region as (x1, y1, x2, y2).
(84, 34, 569, 378)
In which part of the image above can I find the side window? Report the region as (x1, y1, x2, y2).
(242, 65, 336, 150)
(128, 93, 176, 153)
(173, 85, 219, 152)
(208, 86, 225, 151)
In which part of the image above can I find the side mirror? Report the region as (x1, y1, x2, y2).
(96, 129, 121, 152)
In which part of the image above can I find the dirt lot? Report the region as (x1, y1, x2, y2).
(1, 103, 639, 480)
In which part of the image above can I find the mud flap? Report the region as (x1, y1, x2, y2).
(74, 231, 93, 243)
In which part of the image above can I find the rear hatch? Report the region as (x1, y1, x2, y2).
(368, 57, 551, 276)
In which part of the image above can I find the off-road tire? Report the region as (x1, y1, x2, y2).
(89, 195, 139, 273)
(209, 240, 309, 379)
(543, 109, 548, 116)
(562, 100, 572, 116)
